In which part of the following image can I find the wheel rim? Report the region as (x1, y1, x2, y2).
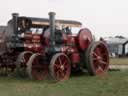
(50, 53, 71, 81)
(27, 53, 48, 80)
(23, 53, 32, 64)
(86, 42, 109, 75)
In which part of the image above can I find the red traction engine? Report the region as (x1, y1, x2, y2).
(0, 12, 109, 81)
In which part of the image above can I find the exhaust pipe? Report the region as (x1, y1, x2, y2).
(12, 13, 19, 35)
(48, 12, 56, 46)
(12, 13, 19, 47)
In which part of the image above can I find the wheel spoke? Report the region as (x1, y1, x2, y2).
(54, 64, 60, 69)
(62, 61, 67, 66)
(61, 72, 65, 78)
(99, 60, 107, 65)
(22, 57, 25, 63)
(56, 70, 61, 79)
(93, 58, 98, 61)
(95, 48, 100, 55)
(64, 68, 68, 73)
(93, 52, 98, 57)
(96, 66, 104, 74)
(61, 56, 65, 63)
(58, 57, 62, 65)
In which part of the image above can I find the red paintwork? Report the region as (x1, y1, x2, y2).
(59, 34, 80, 65)
(60, 46, 80, 65)
(66, 35, 77, 46)
(61, 29, 92, 65)
(24, 33, 43, 53)
(71, 52, 80, 64)
(78, 28, 93, 51)
(45, 28, 93, 68)
(42, 29, 68, 46)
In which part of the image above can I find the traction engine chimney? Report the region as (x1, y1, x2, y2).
(48, 12, 56, 46)
(12, 13, 19, 35)
(12, 13, 19, 47)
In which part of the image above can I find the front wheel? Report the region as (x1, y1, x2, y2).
(49, 53, 71, 81)
(85, 41, 109, 75)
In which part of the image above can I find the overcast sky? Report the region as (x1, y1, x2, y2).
(0, 0, 128, 39)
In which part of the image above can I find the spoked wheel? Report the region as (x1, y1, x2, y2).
(26, 53, 48, 80)
(85, 41, 109, 75)
(16, 51, 33, 77)
(49, 53, 71, 81)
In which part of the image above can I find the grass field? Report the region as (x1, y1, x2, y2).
(110, 57, 128, 65)
(0, 70, 128, 96)
(0, 58, 127, 96)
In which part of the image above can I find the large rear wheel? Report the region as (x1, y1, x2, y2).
(49, 53, 71, 81)
(85, 41, 109, 75)
(26, 53, 48, 80)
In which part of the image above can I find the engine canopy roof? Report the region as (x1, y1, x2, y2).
(13, 16, 82, 28)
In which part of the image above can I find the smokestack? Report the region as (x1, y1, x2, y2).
(12, 13, 19, 47)
(12, 13, 19, 35)
(48, 12, 56, 46)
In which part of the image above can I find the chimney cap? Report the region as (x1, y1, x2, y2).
(12, 13, 19, 16)
(48, 12, 56, 15)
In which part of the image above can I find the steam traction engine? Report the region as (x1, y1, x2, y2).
(0, 12, 109, 81)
